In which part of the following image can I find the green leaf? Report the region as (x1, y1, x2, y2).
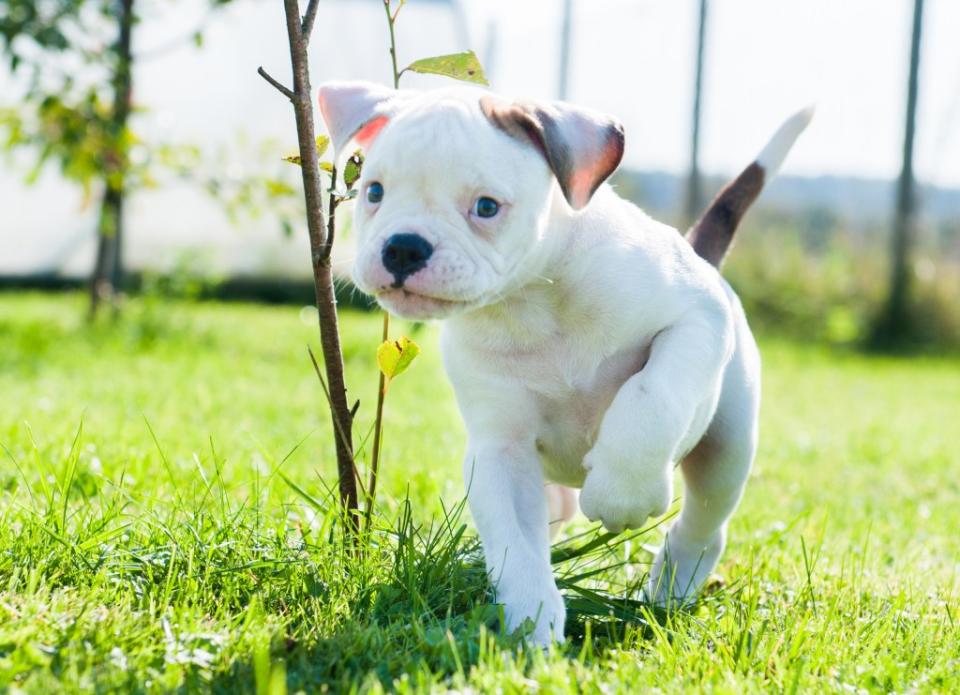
(315, 134, 329, 158)
(377, 336, 420, 381)
(343, 150, 363, 189)
(282, 154, 301, 166)
(319, 161, 333, 173)
(403, 51, 489, 85)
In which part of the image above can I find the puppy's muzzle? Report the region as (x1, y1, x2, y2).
(382, 233, 434, 288)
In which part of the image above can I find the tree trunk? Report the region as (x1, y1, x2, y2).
(875, 0, 924, 345)
(89, 0, 134, 319)
(89, 187, 122, 319)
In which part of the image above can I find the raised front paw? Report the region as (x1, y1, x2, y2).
(579, 447, 672, 533)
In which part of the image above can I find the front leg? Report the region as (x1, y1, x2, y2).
(465, 440, 564, 644)
(441, 329, 565, 644)
(580, 308, 734, 532)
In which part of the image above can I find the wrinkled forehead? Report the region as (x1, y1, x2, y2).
(362, 90, 546, 189)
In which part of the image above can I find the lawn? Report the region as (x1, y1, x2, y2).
(1, 292, 958, 693)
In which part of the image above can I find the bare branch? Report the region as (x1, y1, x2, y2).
(302, 0, 321, 41)
(257, 66, 295, 101)
(307, 345, 355, 465)
(307, 345, 366, 502)
(383, 0, 402, 87)
(364, 313, 390, 533)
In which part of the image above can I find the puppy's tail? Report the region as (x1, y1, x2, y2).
(686, 106, 814, 268)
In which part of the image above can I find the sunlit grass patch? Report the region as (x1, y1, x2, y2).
(1, 292, 958, 692)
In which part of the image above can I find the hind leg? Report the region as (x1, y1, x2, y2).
(647, 310, 760, 605)
(545, 484, 578, 540)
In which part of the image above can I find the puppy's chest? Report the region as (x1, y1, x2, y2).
(508, 339, 650, 486)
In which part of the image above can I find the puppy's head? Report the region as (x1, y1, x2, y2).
(318, 81, 624, 320)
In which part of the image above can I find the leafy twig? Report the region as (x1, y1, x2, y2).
(382, 0, 403, 89)
(364, 0, 406, 525)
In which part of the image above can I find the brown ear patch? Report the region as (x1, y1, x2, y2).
(480, 95, 624, 210)
(480, 96, 553, 164)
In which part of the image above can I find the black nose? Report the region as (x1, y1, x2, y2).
(381, 233, 434, 287)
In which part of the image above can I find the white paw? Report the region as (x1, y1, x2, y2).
(501, 582, 566, 645)
(646, 526, 724, 606)
(579, 447, 672, 533)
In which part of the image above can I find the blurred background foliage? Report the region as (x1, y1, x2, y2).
(727, 214, 959, 350)
(0, 0, 243, 317)
(612, 167, 960, 351)
(0, 0, 958, 352)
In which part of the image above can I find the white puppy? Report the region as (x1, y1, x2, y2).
(318, 82, 811, 644)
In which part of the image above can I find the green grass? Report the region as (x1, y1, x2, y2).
(1, 292, 958, 693)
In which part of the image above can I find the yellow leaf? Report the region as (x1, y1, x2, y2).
(319, 161, 334, 173)
(377, 336, 420, 381)
(282, 154, 302, 166)
(315, 134, 329, 157)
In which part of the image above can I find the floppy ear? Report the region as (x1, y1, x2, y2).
(317, 81, 405, 154)
(480, 96, 625, 210)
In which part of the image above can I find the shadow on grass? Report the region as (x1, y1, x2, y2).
(1, 422, 708, 693)
(224, 492, 688, 692)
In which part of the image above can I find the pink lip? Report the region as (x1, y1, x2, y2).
(375, 288, 467, 319)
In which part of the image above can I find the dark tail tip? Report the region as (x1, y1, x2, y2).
(685, 161, 766, 268)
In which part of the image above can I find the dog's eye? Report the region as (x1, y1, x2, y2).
(474, 196, 500, 219)
(367, 182, 384, 204)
